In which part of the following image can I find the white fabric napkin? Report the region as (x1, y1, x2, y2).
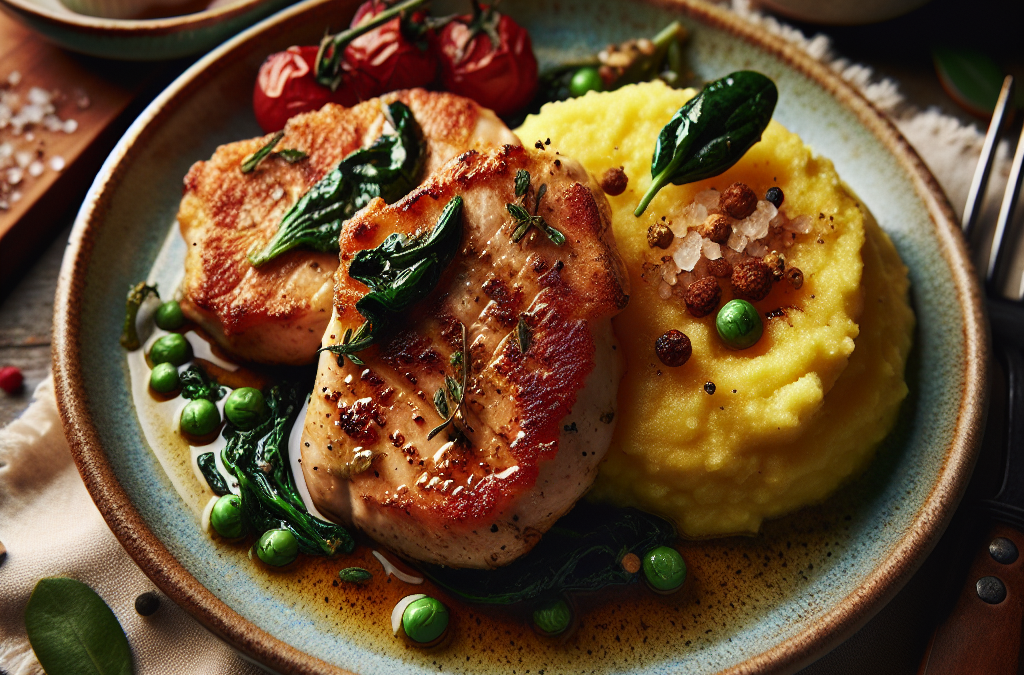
(0, 379, 263, 675)
(0, 4, 1015, 673)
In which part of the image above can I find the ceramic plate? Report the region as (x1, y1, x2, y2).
(53, 0, 988, 672)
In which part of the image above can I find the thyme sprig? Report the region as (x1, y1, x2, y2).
(239, 131, 308, 174)
(428, 322, 473, 441)
(120, 281, 159, 350)
(506, 170, 565, 245)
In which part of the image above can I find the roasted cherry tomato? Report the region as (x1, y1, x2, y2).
(343, 0, 438, 97)
(433, 2, 538, 116)
(253, 46, 359, 133)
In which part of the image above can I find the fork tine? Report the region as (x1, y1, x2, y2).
(964, 76, 1015, 241)
(985, 117, 1024, 297)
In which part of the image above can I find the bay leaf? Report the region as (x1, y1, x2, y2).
(24, 577, 133, 675)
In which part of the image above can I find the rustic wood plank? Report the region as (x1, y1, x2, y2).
(0, 12, 167, 294)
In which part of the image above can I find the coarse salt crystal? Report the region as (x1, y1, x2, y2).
(49, 156, 65, 171)
(784, 214, 813, 234)
(28, 160, 43, 177)
(661, 257, 679, 285)
(15, 151, 31, 168)
(7, 71, 21, 86)
(270, 186, 284, 200)
(10, 190, 21, 203)
(63, 118, 78, 134)
(658, 281, 673, 300)
(702, 238, 722, 260)
(27, 87, 51, 105)
(0, 142, 11, 159)
(43, 115, 62, 132)
(672, 230, 702, 272)
(693, 188, 720, 211)
(727, 228, 748, 252)
(746, 240, 768, 257)
(6, 167, 23, 185)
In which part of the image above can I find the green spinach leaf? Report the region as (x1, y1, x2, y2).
(179, 365, 226, 402)
(221, 382, 354, 557)
(248, 101, 426, 266)
(634, 71, 778, 216)
(319, 195, 464, 363)
(338, 567, 373, 584)
(24, 577, 133, 675)
(197, 452, 230, 495)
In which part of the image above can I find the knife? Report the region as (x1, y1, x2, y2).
(918, 303, 1024, 675)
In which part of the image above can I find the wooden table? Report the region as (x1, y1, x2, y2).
(0, 0, 1021, 671)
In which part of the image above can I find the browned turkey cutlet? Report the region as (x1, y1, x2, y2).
(301, 144, 630, 568)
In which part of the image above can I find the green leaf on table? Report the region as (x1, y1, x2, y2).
(24, 577, 134, 675)
(932, 47, 1006, 117)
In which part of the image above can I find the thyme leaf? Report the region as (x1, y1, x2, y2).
(434, 388, 450, 419)
(240, 131, 284, 173)
(428, 322, 473, 441)
(338, 567, 373, 584)
(505, 172, 565, 246)
(514, 168, 530, 198)
(275, 148, 308, 163)
(516, 316, 532, 355)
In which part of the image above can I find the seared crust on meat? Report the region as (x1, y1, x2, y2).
(177, 89, 518, 365)
(301, 145, 629, 567)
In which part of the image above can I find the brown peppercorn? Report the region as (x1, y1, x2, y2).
(600, 166, 629, 196)
(731, 257, 773, 301)
(697, 213, 731, 244)
(785, 267, 804, 289)
(762, 250, 785, 281)
(684, 276, 722, 317)
(721, 182, 758, 219)
(647, 222, 674, 249)
(706, 257, 733, 278)
(655, 329, 691, 367)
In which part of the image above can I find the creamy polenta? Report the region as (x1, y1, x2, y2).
(516, 81, 914, 537)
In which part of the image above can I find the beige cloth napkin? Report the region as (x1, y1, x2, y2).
(0, 378, 263, 675)
(0, 4, 1016, 673)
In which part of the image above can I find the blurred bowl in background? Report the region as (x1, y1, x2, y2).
(0, 0, 294, 60)
(757, 0, 933, 24)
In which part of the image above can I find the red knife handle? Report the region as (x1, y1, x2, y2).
(919, 522, 1024, 675)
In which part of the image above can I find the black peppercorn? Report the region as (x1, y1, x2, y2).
(704, 381, 716, 395)
(655, 330, 692, 367)
(765, 187, 784, 208)
(135, 591, 161, 616)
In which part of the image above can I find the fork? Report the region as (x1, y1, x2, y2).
(918, 75, 1024, 675)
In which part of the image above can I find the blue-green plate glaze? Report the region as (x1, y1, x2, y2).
(53, 0, 988, 673)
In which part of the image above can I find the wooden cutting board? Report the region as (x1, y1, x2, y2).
(0, 12, 178, 295)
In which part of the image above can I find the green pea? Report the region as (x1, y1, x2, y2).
(716, 299, 763, 350)
(180, 398, 220, 436)
(149, 333, 192, 366)
(569, 66, 604, 97)
(642, 546, 686, 593)
(402, 596, 449, 644)
(149, 362, 179, 393)
(256, 529, 298, 567)
(210, 494, 244, 539)
(224, 387, 266, 429)
(532, 598, 572, 636)
(154, 300, 185, 331)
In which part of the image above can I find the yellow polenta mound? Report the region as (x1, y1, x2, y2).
(516, 81, 914, 537)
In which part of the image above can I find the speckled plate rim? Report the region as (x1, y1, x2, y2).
(0, 0, 280, 36)
(51, 0, 989, 673)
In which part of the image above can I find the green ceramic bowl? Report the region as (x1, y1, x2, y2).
(53, 0, 988, 672)
(0, 0, 294, 60)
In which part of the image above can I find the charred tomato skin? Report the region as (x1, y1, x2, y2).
(253, 46, 359, 133)
(433, 10, 538, 116)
